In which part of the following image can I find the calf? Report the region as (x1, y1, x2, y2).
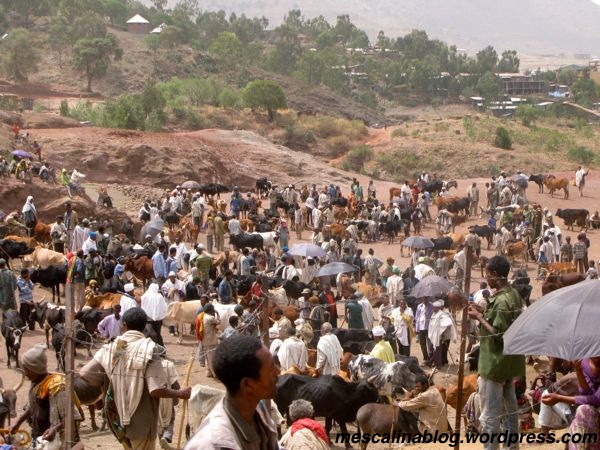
(30, 264, 67, 303)
(450, 213, 467, 232)
(528, 174, 545, 193)
(436, 372, 479, 413)
(0, 376, 24, 428)
(31, 301, 66, 348)
(73, 373, 105, 431)
(541, 272, 585, 295)
(356, 403, 419, 450)
(1, 310, 26, 369)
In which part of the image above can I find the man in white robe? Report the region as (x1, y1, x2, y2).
(386, 267, 403, 305)
(120, 283, 138, 316)
(427, 300, 457, 367)
(414, 258, 435, 280)
(357, 294, 375, 330)
(277, 328, 308, 371)
(316, 323, 343, 375)
(390, 299, 414, 356)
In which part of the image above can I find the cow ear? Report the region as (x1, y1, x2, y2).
(21, 326, 27, 332)
(8, 327, 14, 332)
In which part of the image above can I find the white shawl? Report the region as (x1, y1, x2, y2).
(141, 283, 167, 321)
(358, 299, 375, 330)
(278, 336, 308, 371)
(428, 310, 457, 349)
(316, 334, 343, 375)
(95, 330, 156, 426)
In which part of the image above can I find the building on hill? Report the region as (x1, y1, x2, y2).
(126, 14, 150, 34)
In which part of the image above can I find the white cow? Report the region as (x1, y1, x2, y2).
(23, 247, 67, 269)
(250, 231, 278, 249)
(267, 286, 289, 308)
(162, 300, 237, 343)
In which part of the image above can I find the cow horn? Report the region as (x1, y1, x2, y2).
(367, 375, 377, 384)
(12, 374, 24, 392)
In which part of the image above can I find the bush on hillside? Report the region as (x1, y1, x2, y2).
(567, 145, 595, 164)
(343, 145, 373, 171)
(494, 126, 512, 149)
(516, 105, 538, 127)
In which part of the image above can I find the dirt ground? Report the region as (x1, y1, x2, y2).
(2, 168, 597, 449)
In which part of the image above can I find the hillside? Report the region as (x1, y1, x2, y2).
(152, 0, 600, 54)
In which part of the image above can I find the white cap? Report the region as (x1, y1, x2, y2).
(197, 243, 204, 249)
(432, 300, 444, 308)
(294, 318, 304, 326)
(301, 288, 311, 295)
(124, 283, 135, 292)
(168, 271, 177, 277)
(372, 326, 386, 337)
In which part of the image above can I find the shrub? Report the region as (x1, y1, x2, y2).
(463, 116, 476, 140)
(325, 136, 351, 157)
(217, 88, 240, 108)
(494, 126, 512, 149)
(391, 128, 408, 138)
(283, 125, 316, 150)
(59, 100, 69, 117)
(567, 145, 595, 164)
(343, 145, 373, 171)
(516, 105, 538, 127)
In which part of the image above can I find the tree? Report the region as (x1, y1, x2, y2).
(497, 50, 519, 73)
(557, 68, 578, 86)
(151, 0, 167, 10)
(48, 16, 71, 67)
(209, 31, 244, 68)
(476, 71, 503, 103)
(572, 78, 597, 107)
(242, 79, 287, 121)
(266, 24, 302, 75)
(71, 14, 108, 43)
(494, 127, 512, 149)
(101, 0, 129, 26)
(145, 34, 161, 65)
(159, 26, 183, 49)
(376, 31, 391, 50)
(141, 83, 166, 117)
(0, 28, 39, 81)
(476, 45, 498, 74)
(72, 34, 123, 92)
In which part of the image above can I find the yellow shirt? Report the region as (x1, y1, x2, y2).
(369, 340, 395, 364)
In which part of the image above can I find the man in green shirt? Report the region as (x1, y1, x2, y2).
(468, 255, 525, 450)
(0, 259, 17, 311)
(346, 294, 364, 329)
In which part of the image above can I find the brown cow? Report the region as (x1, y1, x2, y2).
(538, 262, 576, 278)
(433, 195, 459, 210)
(326, 223, 346, 239)
(280, 364, 319, 378)
(124, 256, 154, 289)
(333, 206, 348, 223)
(450, 214, 467, 232)
(389, 187, 401, 202)
(3, 235, 39, 249)
(544, 176, 569, 199)
(541, 272, 585, 295)
(269, 305, 299, 323)
(503, 241, 528, 266)
(33, 222, 51, 243)
(448, 232, 465, 248)
(436, 373, 478, 415)
(85, 292, 121, 310)
(446, 288, 467, 317)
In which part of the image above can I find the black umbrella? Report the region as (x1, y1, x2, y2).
(410, 275, 454, 298)
(318, 262, 357, 277)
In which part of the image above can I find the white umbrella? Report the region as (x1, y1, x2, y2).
(318, 262, 357, 277)
(288, 243, 326, 258)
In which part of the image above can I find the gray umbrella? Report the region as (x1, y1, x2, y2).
(512, 174, 529, 189)
(402, 236, 434, 249)
(288, 243, 326, 258)
(503, 280, 600, 360)
(410, 275, 454, 298)
(139, 217, 164, 242)
(181, 180, 201, 189)
(318, 262, 357, 277)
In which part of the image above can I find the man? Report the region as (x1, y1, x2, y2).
(194, 244, 212, 288)
(63, 202, 78, 246)
(98, 304, 122, 339)
(467, 182, 479, 217)
(414, 297, 433, 363)
(17, 268, 35, 329)
(0, 258, 17, 312)
(238, 248, 252, 276)
(191, 195, 205, 242)
(80, 308, 191, 449)
(171, 237, 188, 271)
(272, 308, 292, 337)
(386, 266, 403, 305)
(369, 325, 395, 363)
(120, 283, 138, 316)
(81, 230, 98, 256)
(276, 327, 308, 371)
(391, 299, 414, 357)
(228, 215, 242, 238)
(357, 292, 375, 330)
(427, 300, 457, 367)
(67, 250, 86, 311)
(538, 236, 555, 265)
(560, 235, 573, 263)
(185, 335, 279, 449)
(10, 344, 81, 446)
(152, 244, 169, 286)
(396, 374, 449, 433)
(468, 256, 525, 450)
(218, 270, 235, 304)
(213, 214, 225, 252)
(575, 166, 588, 197)
(316, 322, 343, 375)
(572, 234, 587, 274)
(453, 245, 466, 291)
(162, 272, 185, 304)
(363, 248, 382, 286)
(346, 294, 364, 329)
(50, 215, 67, 253)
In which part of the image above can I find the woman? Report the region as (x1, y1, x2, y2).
(21, 196, 37, 236)
(279, 399, 329, 450)
(140, 283, 168, 346)
(542, 357, 600, 450)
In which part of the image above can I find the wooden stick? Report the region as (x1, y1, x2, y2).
(176, 357, 195, 450)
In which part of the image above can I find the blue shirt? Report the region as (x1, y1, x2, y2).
(218, 278, 233, 304)
(152, 251, 168, 279)
(16, 277, 34, 301)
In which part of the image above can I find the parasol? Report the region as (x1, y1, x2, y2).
(318, 262, 357, 277)
(401, 236, 434, 249)
(410, 275, 454, 298)
(288, 243, 326, 258)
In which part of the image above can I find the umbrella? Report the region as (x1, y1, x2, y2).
(512, 174, 529, 189)
(318, 262, 357, 277)
(503, 280, 600, 360)
(288, 243, 326, 258)
(139, 217, 164, 242)
(401, 236, 434, 249)
(411, 275, 454, 298)
(12, 149, 33, 159)
(181, 180, 201, 189)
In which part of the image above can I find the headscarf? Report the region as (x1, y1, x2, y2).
(22, 196, 36, 214)
(140, 283, 167, 321)
(22, 343, 47, 374)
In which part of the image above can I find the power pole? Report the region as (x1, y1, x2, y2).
(453, 245, 472, 450)
(64, 283, 75, 449)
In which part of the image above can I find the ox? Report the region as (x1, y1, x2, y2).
(529, 174, 545, 193)
(469, 224, 494, 249)
(1, 310, 26, 369)
(503, 241, 528, 267)
(124, 256, 153, 289)
(544, 176, 569, 199)
(255, 177, 272, 198)
(30, 264, 67, 303)
(24, 247, 67, 269)
(541, 272, 585, 295)
(31, 302, 66, 348)
(74, 373, 105, 431)
(276, 374, 379, 448)
(0, 239, 35, 269)
(446, 197, 470, 216)
(230, 232, 264, 251)
(356, 403, 419, 450)
(555, 209, 589, 231)
(163, 300, 237, 343)
(348, 354, 417, 398)
(0, 375, 24, 428)
(436, 372, 479, 415)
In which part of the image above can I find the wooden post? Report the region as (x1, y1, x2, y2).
(453, 245, 472, 449)
(261, 296, 273, 418)
(175, 357, 194, 450)
(64, 283, 75, 449)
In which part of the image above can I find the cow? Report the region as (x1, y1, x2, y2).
(23, 247, 67, 269)
(450, 213, 467, 232)
(1, 310, 26, 369)
(541, 272, 585, 295)
(544, 176, 569, 199)
(33, 222, 52, 243)
(529, 174, 545, 193)
(348, 354, 417, 398)
(73, 373, 105, 431)
(199, 183, 229, 199)
(389, 187, 401, 202)
(503, 240, 528, 266)
(538, 262, 576, 278)
(124, 256, 154, 289)
(163, 300, 237, 343)
(436, 373, 479, 414)
(555, 209, 589, 231)
(333, 329, 372, 354)
(0, 375, 24, 428)
(30, 264, 67, 303)
(251, 231, 278, 248)
(379, 219, 402, 245)
(0, 239, 35, 269)
(230, 232, 264, 251)
(356, 403, 419, 450)
(84, 292, 121, 310)
(431, 236, 453, 251)
(30, 302, 66, 348)
(446, 197, 470, 216)
(469, 224, 494, 249)
(433, 195, 459, 210)
(276, 374, 379, 448)
(255, 177, 272, 198)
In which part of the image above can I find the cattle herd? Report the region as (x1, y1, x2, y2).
(0, 167, 597, 447)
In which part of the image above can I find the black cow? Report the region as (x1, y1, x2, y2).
(1, 310, 26, 369)
(199, 183, 229, 199)
(31, 301, 66, 348)
(379, 219, 401, 244)
(469, 224, 494, 249)
(348, 354, 418, 398)
(331, 197, 348, 207)
(255, 177, 272, 198)
(447, 197, 470, 216)
(395, 355, 425, 377)
(0, 239, 34, 269)
(30, 264, 67, 303)
(0, 377, 23, 428)
(423, 180, 444, 194)
(51, 323, 66, 371)
(555, 208, 589, 231)
(431, 236, 453, 250)
(282, 279, 308, 300)
(236, 275, 256, 296)
(276, 374, 378, 448)
(529, 174, 545, 193)
(333, 328, 373, 354)
(229, 232, 264, 251)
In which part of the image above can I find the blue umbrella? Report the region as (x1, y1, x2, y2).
(12, 149, 33, 159)
(318, 262, 357, 277)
